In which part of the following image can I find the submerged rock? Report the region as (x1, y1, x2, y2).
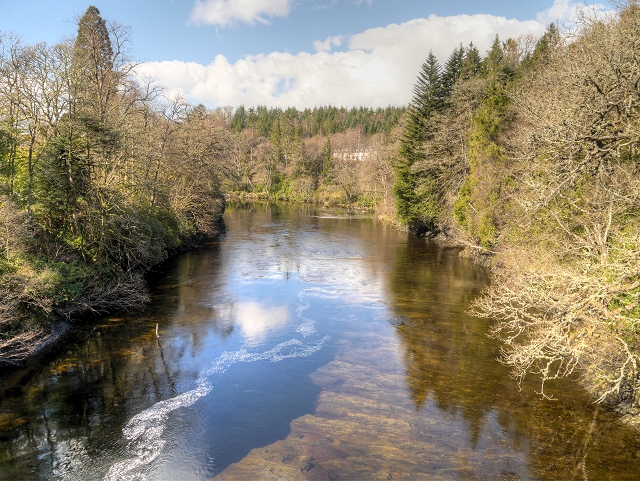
(0, 413, 25, 432)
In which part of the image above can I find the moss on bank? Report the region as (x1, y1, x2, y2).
(0, 197, 225, 366)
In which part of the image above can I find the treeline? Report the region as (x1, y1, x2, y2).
(0, 7, 228, 363)
(222, 105, 404, 208)
(394, 2, 640, 410)
(229, 105, 404, 137)
(5, 1, 640, 413)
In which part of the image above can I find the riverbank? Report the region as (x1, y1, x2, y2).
(414, 222, 640, 424)
(382, 208, 640, 427)
(386, 3, 640, 422)
(224, 191, 379, 212)
(4, 203, 639, 480)
(0, 213, 226, 369)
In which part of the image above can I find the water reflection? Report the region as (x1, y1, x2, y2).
(1, 203, 640, 480)
(386, 236, 640, 479)
(216, 301, 290, 346)
(388, 238, 497, 422)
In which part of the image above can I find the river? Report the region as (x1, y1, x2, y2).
(1, 203, 640, 480)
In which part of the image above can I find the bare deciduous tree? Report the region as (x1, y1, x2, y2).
(474, 3, 640, 408)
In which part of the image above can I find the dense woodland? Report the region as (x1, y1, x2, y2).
(2, 2, 640, 414)
(396, 2, 640, 412)
(0, 7, 228, 362)
(221, 104, 404, 207)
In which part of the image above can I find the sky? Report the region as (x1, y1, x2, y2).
(0, 0, 611, 109)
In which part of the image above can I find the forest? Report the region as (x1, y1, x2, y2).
(221, 104, 404, 207)
(0, 7, 228, 362)
(1, 1, 640, 415)
(395, 2, 640, 413)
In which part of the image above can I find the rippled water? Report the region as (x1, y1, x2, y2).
(1, 203, 640, 480)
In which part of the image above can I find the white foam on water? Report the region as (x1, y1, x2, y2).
(104, 382, 212, 481)
(104, 335, 329, 481)
(296, 320, 316, 337)
(295, 294, 311, 317)
(295, 292, 316, 337)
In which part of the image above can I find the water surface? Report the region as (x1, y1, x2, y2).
(1, 203, 640, 480)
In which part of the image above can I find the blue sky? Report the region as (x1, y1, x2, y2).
(0, 0, 611, 108)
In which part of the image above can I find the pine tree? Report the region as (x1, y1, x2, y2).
(441, 44, 465, 98)
(393, 51, 443, 228)
(460, 42, 482, 81)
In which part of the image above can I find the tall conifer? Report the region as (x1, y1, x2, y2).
(460, 43, 482, 80)
(393, 51, 443, 227)
(72, 6, 115, 121)
(441, 44, 465, 98)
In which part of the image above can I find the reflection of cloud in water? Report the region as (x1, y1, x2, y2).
(230, 231, 387, 307)
(217, 301, 290, 346)
(298, 260, 385, 307)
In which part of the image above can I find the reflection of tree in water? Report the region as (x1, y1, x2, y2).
(387, 237, 495, 443)
(387, 237, 640, 479)
(0, 241, 231, 480)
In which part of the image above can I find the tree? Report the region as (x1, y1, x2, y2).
(0, 34, 24, 197)
(0, 6, 230, 364)
(452, 35, 517, 249)
(72, 5, 115, 121)
(393, 51, 443, 231)
(474, 2, 640, 407)
(441, 44, 465, 98)
(460, 42, 482, 81)
(521, 23, 560, 70)
(231, 105, 247, 132)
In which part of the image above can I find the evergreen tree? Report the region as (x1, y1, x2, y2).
(460, 42, 482, 80)
(74, 6, 113, 73)
(521, 23, 560, 69)
(393, 51, 443, 229)
(481, 35, 505, 77)
(410, 52, 444, 119)
(321, 137, 333, 180)
(72, 6, 114, 120)
(441, 44, 465, 98)
(453, 36, 515, 248)
(231, 105, 247, 132)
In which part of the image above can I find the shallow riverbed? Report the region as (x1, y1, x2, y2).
(1, 203, 640, 480)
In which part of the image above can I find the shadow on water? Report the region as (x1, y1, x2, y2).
(387, 236, 640, 480)
(0, 233, 330, 480)
(3, 203, 640, 480)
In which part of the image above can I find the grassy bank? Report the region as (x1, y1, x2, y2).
(0, 197, 225, 366)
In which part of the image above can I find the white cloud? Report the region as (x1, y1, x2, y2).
(313, 35, 344, 53)
(139, 11, 552, 109)
(190, 0, 291, 27)
(536, 0, 613, 27)
(537, 0, 576, 23)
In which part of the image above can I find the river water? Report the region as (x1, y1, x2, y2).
(1, 203, 640, 480)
